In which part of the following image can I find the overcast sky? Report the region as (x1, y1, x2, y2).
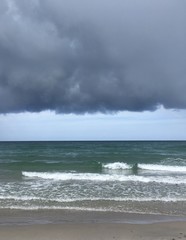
(0, 0, 186, 140)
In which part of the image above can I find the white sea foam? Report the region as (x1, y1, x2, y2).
(103, 162, 186, 173)
(1, 197, 186, 212)
(0, 196, 176, 202)
(22, 171, 186, 184)
(103, 162, 130, 170)
(0, 195, 45, 201)
(138, 164, 186, 172)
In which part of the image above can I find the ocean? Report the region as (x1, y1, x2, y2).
(0, 141, 186, 215)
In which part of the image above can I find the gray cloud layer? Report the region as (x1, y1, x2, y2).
(0, 0, 186, 113)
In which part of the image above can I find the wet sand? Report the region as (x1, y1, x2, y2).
(1, 209, 186, 240)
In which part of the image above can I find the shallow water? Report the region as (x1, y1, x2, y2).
(0, 141, 186, 215)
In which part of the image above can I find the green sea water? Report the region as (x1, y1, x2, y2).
(0, 141, 186, 215)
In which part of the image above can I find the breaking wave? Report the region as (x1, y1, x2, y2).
(102, 162, 186, 173)
(138, 164, 186, 172)
(103, 162, 130, 170)
(22, 171, 186, 184)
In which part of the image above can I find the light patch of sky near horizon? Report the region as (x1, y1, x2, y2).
(0, 106, 186, 141)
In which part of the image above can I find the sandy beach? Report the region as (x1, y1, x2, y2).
(1, 209, 186, 240)
(1, 221, 186, 240)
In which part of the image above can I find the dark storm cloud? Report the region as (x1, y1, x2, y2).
(0, 0, 186, 113)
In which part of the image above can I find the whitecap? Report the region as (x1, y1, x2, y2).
(138, 164, 186, 173)
(103, 162, 130, 170)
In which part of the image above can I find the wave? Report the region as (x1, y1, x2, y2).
(22, 171, 186, 184)
(103, 162, 130, 170)
(138, 164, 186, 172)
(1, 195, 186, 203)
(102, 162, 186, 173)
(0, 196, 44, 201)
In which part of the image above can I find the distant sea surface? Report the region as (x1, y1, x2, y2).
(0, 141, 186, 215)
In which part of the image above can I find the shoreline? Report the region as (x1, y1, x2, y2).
(1, 210, 186, 240)
(1, 208, 186, 226)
